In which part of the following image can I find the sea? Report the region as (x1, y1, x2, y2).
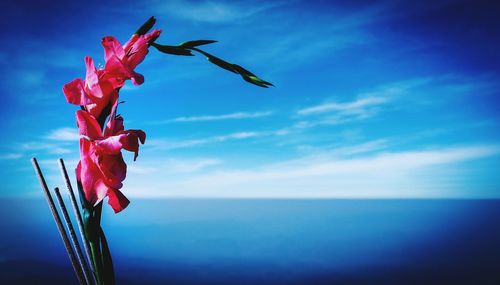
(1, 198, 499, 284)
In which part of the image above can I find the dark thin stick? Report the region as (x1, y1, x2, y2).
(54, 187, 93, 285)
(58, 158, 97, 284)
(31, 158, 86, 285)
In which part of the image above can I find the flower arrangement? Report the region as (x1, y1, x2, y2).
(32, 16, 271, 285)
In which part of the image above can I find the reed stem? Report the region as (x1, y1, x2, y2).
(54, 187, 93, 285)
(58, 158, 97, 284)
(31, 158, 86, 285)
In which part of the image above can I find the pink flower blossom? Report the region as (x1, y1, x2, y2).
(102, 29, 161, 86)
(76, 110, 146, 213)
(63, 29, 161, 119)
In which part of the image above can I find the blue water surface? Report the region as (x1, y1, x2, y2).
(1, 198, 499, 284)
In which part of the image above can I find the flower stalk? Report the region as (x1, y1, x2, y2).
(55, 16, 272, 285)
(32, 158, 87, 285)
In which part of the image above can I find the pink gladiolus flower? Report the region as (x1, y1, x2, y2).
(102, 37, 142, 85)
(102, 29, 162, 86)
(63, 30, 160, 119)
(123, 29, 162, 69)
(63, 56, 113, 106)
(76, 110, 146, 213)
(63, 56, 120, 118)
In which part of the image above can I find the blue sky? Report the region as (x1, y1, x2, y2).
(1, 0, 499, 198)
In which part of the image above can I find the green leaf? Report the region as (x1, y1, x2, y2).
(180, 40, 217, 48)
(207, 55, 238, 73)
(76, 180, 90, 212)
(241, 74, 270, 88)
(135, 16, 156, 35)
(155, 41, 274, 88)
(248, 75, 274, 87)
(151, 42, 193, 56)
(100, 227, 115, 285)
(89, 239, 104, 285)
(231, 64, 256, 77)
(191, 48, 237, 73)
(232, 65, 273, 87)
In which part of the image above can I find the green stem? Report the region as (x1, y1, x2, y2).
(90, 239, 103, 285)
(85, 202, 105, 285)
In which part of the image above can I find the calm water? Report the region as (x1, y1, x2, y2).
(1, 198, 499, 284)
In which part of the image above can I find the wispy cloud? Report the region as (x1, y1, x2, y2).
(0, 153, 22, 160)
(20, 142, 62, 151)
(292, 79, 431, 129)
(148, 131, 262, 150)
(152, 111, 273, 124)
(49, 147, 73, 155)
(298, 96, 388, 116)
(45, 127, 79, 141)
(124, 144, 500, 198)
(17, 141, 77, 160)
(16, 128, 78, 159)
(156, 1, 286, 23)
(297, 139, 389, 158)
(293, 95, 389, 129)
(129, 158, 222, 174)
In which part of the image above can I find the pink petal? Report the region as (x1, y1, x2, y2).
(123, 34, 139, 52)
(119, 130, 146, 161)
(75, 161, 82, 182)
(63, 78, 93, 105)
(84, 56, 104, 99)
(126, 29, 162, 70)
(104, 114, 124, 137)
(104, 55, 132, 88)
(94, 135, 123, 155)
(130, 71, 144, 86)
(78, 139, 100, 205)
(107, 188, 130, 213)
(76, 110, 103, 140)
(102, 36, 126, 62)
(93, 152, 126, 189)
(85, 90, 119, 119)
(144, 29, 162, 44)
(95, 129, 146, 160)
(94, 179, 109, 206)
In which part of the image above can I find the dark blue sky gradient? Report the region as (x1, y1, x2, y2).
(1, 0, 499, 198)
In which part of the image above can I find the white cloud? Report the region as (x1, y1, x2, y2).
(16, 129, 78, 160)
(122, 145, 500, 198)
(48, 147, 73, 155)
(46, 127, 79, 141)
(157, 1, 285, 23)
(166, 158, 222, 172)
(298, 96, 388, 116)
(297, 139, 388, 158)
(293, 79, 432, 129)
(0, 153, 22, 160)
(129, 158, 222, 174)
(292, 95, 388, 129)
(148, 131, 262, 150)
(154, 111, 273, 124)
(127, 165, 159, 174)
(20, 142, 61, 151)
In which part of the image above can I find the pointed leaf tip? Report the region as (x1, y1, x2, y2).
(242, 75, 269, 88)
(240, 74, 273, 88)
(231, 64, 256, 77)
(151, 43, 194, 56)
(249, 75, 274, 87)
(135, 16, 156, 35)
(180, 40, 218, 48)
